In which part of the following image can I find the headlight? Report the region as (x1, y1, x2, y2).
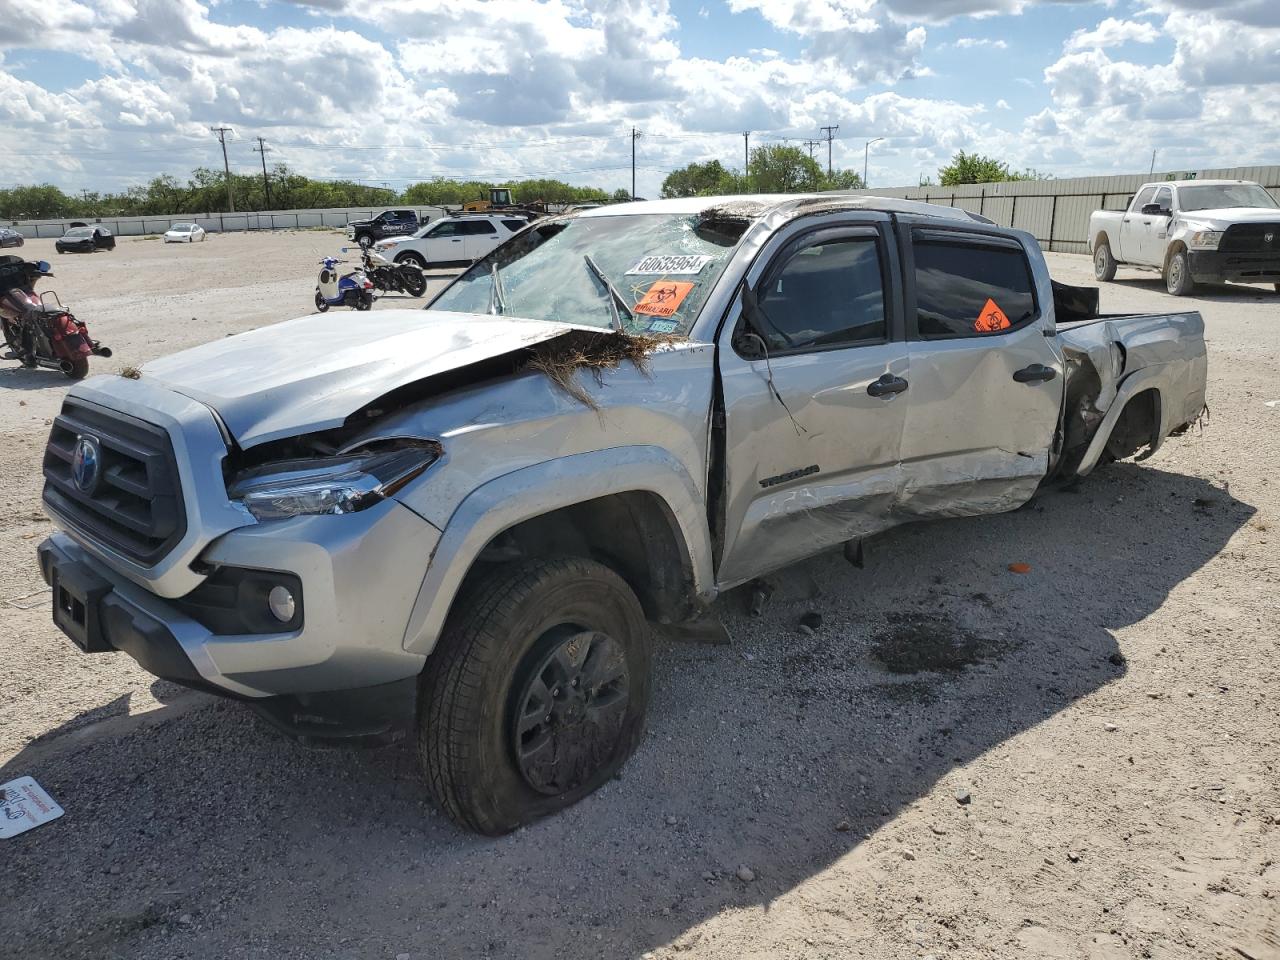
(1189, 230, 1223, 250)
(229, 442, 440, 521)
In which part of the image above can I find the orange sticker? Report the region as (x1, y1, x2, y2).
(634, 281, 694, 318)
(974, 297, 1011, 332)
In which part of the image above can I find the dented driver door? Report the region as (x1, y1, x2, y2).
(895, 226, 1064, 517)
(715, 214, 909, 588)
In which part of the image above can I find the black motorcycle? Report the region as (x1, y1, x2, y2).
(351, 247, 428, 298)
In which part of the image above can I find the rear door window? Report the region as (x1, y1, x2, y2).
(912, 236, 1038, 338)
(462, 220, 499, 235)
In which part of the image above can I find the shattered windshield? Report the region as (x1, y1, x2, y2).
(1179, 184, 1278, 211)
(426, 213, 745, 336)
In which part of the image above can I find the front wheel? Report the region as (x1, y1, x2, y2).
(1166, 249, 1195, 296)
(419, 557, 651, 835)
(357, 234, 373, 250)
(355, 291, 373, 311)
(64, 357, 89, 380)
(314, 289, 329, 312)
(1093, 241, 1117, 281)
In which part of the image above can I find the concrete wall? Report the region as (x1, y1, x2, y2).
(4, 206, 453, 239)
(837, 165, 1280, 253)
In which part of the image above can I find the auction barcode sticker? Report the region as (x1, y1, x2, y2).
(626, 255, 713, 276)
(0, 776, 64, 839)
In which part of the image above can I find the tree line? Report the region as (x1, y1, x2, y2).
(661, 148, 1047, 198)
(0, 166, 625, 220)
(2, 149, 1047, 221)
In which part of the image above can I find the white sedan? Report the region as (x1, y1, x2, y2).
(164, 223, 207, 243)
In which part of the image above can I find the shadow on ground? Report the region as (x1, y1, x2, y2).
(2, 463, 1253, 960)
(1106, 276, 1280, 304)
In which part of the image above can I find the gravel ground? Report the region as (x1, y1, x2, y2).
(2, 232, 1277, 960)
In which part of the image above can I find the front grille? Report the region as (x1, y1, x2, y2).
(1219, 222, 1280, 254)
(43, 398, 186, 565)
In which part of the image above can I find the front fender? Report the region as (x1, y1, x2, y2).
(399, 445, 715, 657)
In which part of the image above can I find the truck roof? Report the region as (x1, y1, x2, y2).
(578, 193, 987, 224)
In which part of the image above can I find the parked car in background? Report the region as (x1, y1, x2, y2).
(347, 209, 420, 249)
(1088, 179, 1280, 295)
(375, 213, 530, 269)
(37, 195, 1207, 836)
(55, 225, 115, 254)
(0, 227, 24, 248)
(164, 223, 207, 243)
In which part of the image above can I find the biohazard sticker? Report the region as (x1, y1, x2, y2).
(974, 297, 1011, 332)
(626, 255, 713, 276)
(634, 281, 694, 318)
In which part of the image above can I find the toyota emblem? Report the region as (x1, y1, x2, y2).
(71, 435, 102, 495)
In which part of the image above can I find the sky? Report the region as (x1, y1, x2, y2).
(1, 0, 1277, 200)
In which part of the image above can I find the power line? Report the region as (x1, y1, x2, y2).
(253, 137, 272, 208)
(630, 127, 643, 199)
(819, 124, 839, 177)
(210, 126, 235, 213)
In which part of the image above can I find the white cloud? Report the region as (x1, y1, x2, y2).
(951, 37, 1008, 49)
(1064, 17, 1157, 51)
(995, 98, 1011, 109)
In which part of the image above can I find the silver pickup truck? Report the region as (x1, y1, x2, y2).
(1088, 179, 1280, 295)
(37, 196, 1207, 834)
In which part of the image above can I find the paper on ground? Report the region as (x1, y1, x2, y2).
(1, 776, 64, 839)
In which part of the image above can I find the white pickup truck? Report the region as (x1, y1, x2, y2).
(1088, 179, 1280, 296)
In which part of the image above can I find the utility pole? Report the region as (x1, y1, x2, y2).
(210, 126, 235, 213)
(820, 124, 839, 177)
(630, 127, 643, 199)
(743, 131, 750, 193)
(863, 137, 884, 188)
(804, 139, 824, 189)
(1149, 149, 1157, 176)
(253, 137, 272, 208)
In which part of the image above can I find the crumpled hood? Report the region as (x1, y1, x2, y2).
(142, 309, 581, 448)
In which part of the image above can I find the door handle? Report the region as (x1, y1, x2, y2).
(1013, 363, 1057, 383)
(867, 373, 909, 398)
(1122, 217, 1130, 223)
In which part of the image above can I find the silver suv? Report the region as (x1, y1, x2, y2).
(38, 196, 1206, 834)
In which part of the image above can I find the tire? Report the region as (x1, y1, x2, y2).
(1165, 249, 1195, 296)
(314, 289, 329, 312)
(419, 557, 651, 835)
(356, 291, 373, 311)
(357, 234, 373, 250)
(1093, 241, 1117, 281)
(396, 251, 428, 270)
(65, 357, 89, 380)
(400, 266, 427, 297)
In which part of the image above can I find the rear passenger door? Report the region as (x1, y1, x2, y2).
(462, 219, 502, 261)
(898, 227, 1063, 518)
(716, 215, 909, 586)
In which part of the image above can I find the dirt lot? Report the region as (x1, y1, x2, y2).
(2, 231, 1277, 960)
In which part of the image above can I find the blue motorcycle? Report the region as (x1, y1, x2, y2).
(314, 255, 373, 312)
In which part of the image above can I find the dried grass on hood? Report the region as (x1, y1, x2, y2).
(526, 329, 680, 409)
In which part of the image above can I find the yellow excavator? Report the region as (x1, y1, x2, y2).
(462, 187, 546, 217)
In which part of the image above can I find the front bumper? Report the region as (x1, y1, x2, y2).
(39, 495, 441, 740)
(1189, 250, 1280, 284)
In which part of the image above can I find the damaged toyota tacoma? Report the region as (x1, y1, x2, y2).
(38, 196, 1207, 834)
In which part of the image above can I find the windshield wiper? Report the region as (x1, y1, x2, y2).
(487, 260, 507, 316)
(583, 254, 629, 334)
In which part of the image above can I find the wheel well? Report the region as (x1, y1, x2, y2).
(1164, 240, 1187, 272)
(1105, 388, 1161, 461)
(1094, 230, 1111, 251)
(464, 492, 697, 624)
